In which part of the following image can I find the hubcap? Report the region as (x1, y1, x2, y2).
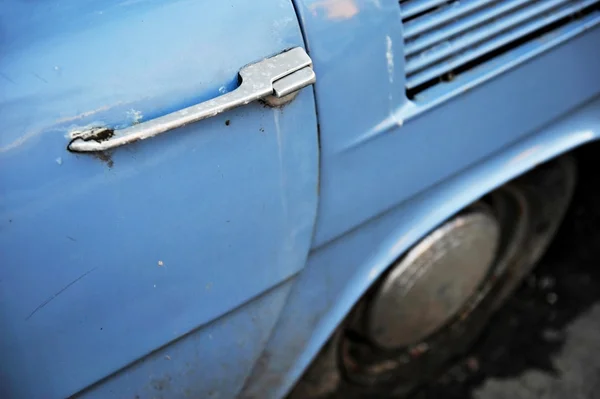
(366, 210, 500, 349)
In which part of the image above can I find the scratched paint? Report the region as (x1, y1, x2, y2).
(25, 268, 97, 320)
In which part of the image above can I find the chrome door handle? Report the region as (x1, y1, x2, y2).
(68, 47, 315, 152)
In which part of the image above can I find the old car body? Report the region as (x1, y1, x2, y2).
(1, 0, 600, 398)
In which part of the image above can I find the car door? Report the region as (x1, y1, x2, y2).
(0, 1, 319, 398)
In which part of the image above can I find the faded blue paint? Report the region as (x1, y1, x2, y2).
(242, 96, 600, 399)
(303, 0, 600, 248)
(80, 279, 295, 399)
(2, 0, 600, 398)
(0, 0, 318, 398)
(241, 0, 600, 397)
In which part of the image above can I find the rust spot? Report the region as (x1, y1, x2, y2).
(259, 92, 296, 108)
(93, 151, 114, 168)
(93, 128, 115, 142)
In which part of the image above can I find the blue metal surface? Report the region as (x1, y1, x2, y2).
(0, 1, 318, 398)
(241, 0, 600, 397)
(2, 0, 600, 398)
(80, 279, 295, 399)
(403, 0, 499, 44)
(400, 0, 449, 19)
(405, 0, 600, 89)
(295, 0, 600, 248)
(243, 95, 600, 399)
(406, 12, 600, 113)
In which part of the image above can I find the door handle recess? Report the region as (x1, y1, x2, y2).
(68, 47, 315, 153)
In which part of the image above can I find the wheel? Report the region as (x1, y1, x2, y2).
(289, 155, 577, 399)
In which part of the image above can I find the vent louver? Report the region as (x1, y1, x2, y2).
(400, 0, 600, 96)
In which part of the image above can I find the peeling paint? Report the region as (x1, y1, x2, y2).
(127, 108, 144, 125)
(385, 35, 394, 84)
(309, 0, 359, 20)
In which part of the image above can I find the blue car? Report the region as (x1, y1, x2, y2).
(1, 0, 599, 398)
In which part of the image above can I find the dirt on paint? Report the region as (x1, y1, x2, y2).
(93, 151, 114, 168)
